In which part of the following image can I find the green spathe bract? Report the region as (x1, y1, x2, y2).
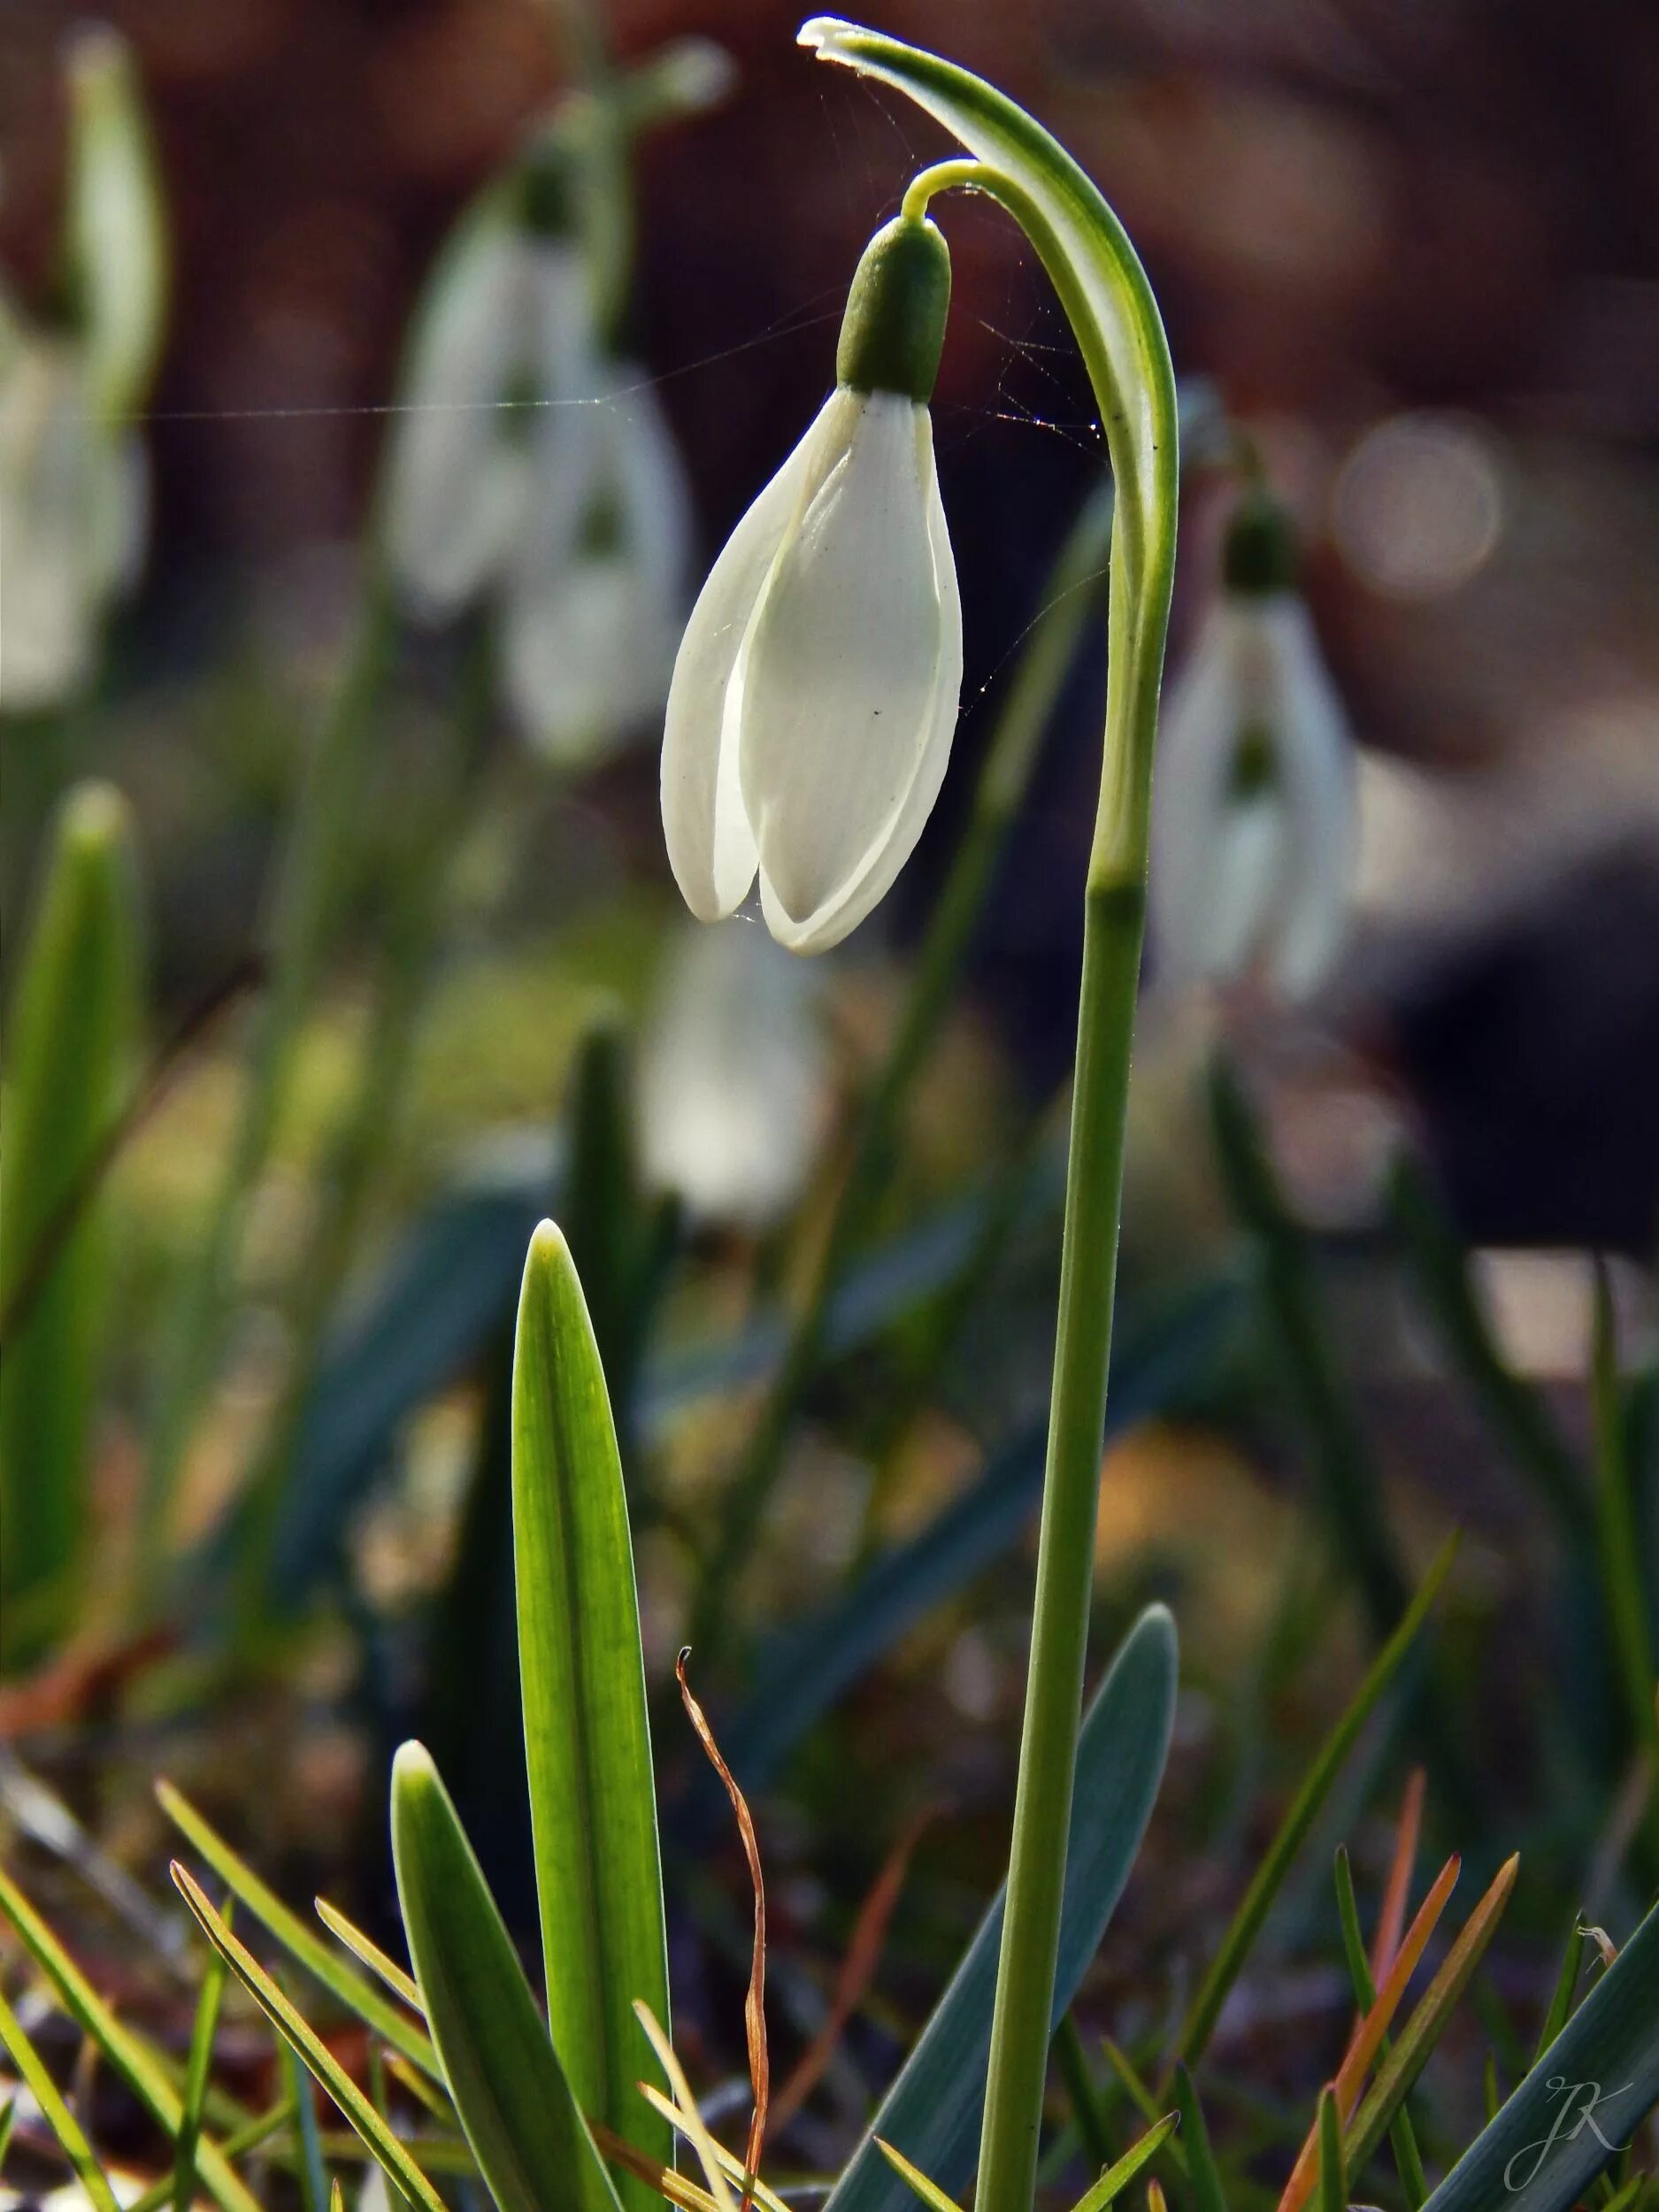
(836, 214, 952, 403)
(513, 1219, 672, 2207)
(797, 21, 1179, 2203)
(0, 780, 141, 1668)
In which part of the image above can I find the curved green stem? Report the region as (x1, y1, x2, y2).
(801, 23, 1179, 2207)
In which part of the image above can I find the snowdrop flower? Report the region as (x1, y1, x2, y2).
(1149, 492, 1356, 1000)
(384, 173, 690, 765)
(639, 919, 827, 1226)
(662, 212, 961, 954)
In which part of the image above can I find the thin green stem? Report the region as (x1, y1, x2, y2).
(133, 567, 397, 1604)
(689, 487, 1114, 1663)
(1591, 1263, 1659, 1801)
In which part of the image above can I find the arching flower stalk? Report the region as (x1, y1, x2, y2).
(1, 28, 165, 717)
(663, 20, 1183, 2206)
(1150, 488, 1356, 1001)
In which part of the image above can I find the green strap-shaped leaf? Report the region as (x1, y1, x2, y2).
(1416, 1896, 1659, 2212)
(513, 1221, 671, 2204)
(0, 782, 140, 1669)
(390, 1742, 622, 2212)
(821, 1605, 1178, 2212)
(1071, 2112, 1180, 2212)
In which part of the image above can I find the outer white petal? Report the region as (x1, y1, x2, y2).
(757, 409, 961, 951)
(639, 919, 827, 1225)
(660, 390, 846, 920)
(1262, 597, 1356, 996)
(382, 220, 534, 616)
(741, 393, 957, 948)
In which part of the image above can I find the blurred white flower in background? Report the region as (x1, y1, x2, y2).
(639, 920, 828, 1228)
(1150, 490, 1356, 1002)
(384, 188, 691, 766)
(0, 321, 148, 712)
(662, 215, 959, 954)
(0, 28, 165, 718)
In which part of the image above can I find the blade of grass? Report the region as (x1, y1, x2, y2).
(0, 1979, 123, 2212)
(634, 2003, 738, 2212)
(1316, 2088, 1344, 2212)
(282, 2022, 332, 2212)
(1175, 2066, 1228, 2212)
(1532, 1916, 1588, 2064)
(1071, 2113, 1180, 2212)
(821, 1606, 1178, 2212)
(1172, 1537, 1458, 2071)
(513, 1222, 671, 2206)
(1054, 2013, 1117, 2170)
(589, 2122, 725, 2212)
(0, 1864, 259, 2212)
(313, 1900, 421, 2013)
(1591, 1266, 1659, 1788)
(1371, 1769, 1425, 1984)
(1280, 1855, 1462, 2212)
(175, 1900, 233, 2212)
(170, 1863, 447, 2212)
(1385, 1156, 1587, 1541)
(1333, 1849, 1427, 2209)
(1347, 1855, 1522, 2181)
(874, 2140, 967, 2212)
(156, 1782, 437, 2080)
(773, 1809, 929, 2134)
(134, 2102, 296, 2212)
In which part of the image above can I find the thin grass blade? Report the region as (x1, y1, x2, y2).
(513, 1221, 671, 2203)
(1071, 2111, 1180, 2212)
(170, 1863, 446, 2212)
(0, 1980, 122, 2212)
(1174, 1538, 1457, 2070)
(156, 1782, 437, 2078)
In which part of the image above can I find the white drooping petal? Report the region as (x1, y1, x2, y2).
(757, 406, 961, 951)
(660, 390, 845, 921)
(1149, 595, 1356, 1001)
(740, 392, 956, 947)
(382, 220, 541, 617)
(639, 919, 827, 1226)
(502, 369, 692, 762)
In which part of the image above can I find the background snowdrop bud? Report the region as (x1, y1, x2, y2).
(1150, 490, 1356, 1002)
(639, 921, 827, 1227)
(661, 211, 962, 955)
